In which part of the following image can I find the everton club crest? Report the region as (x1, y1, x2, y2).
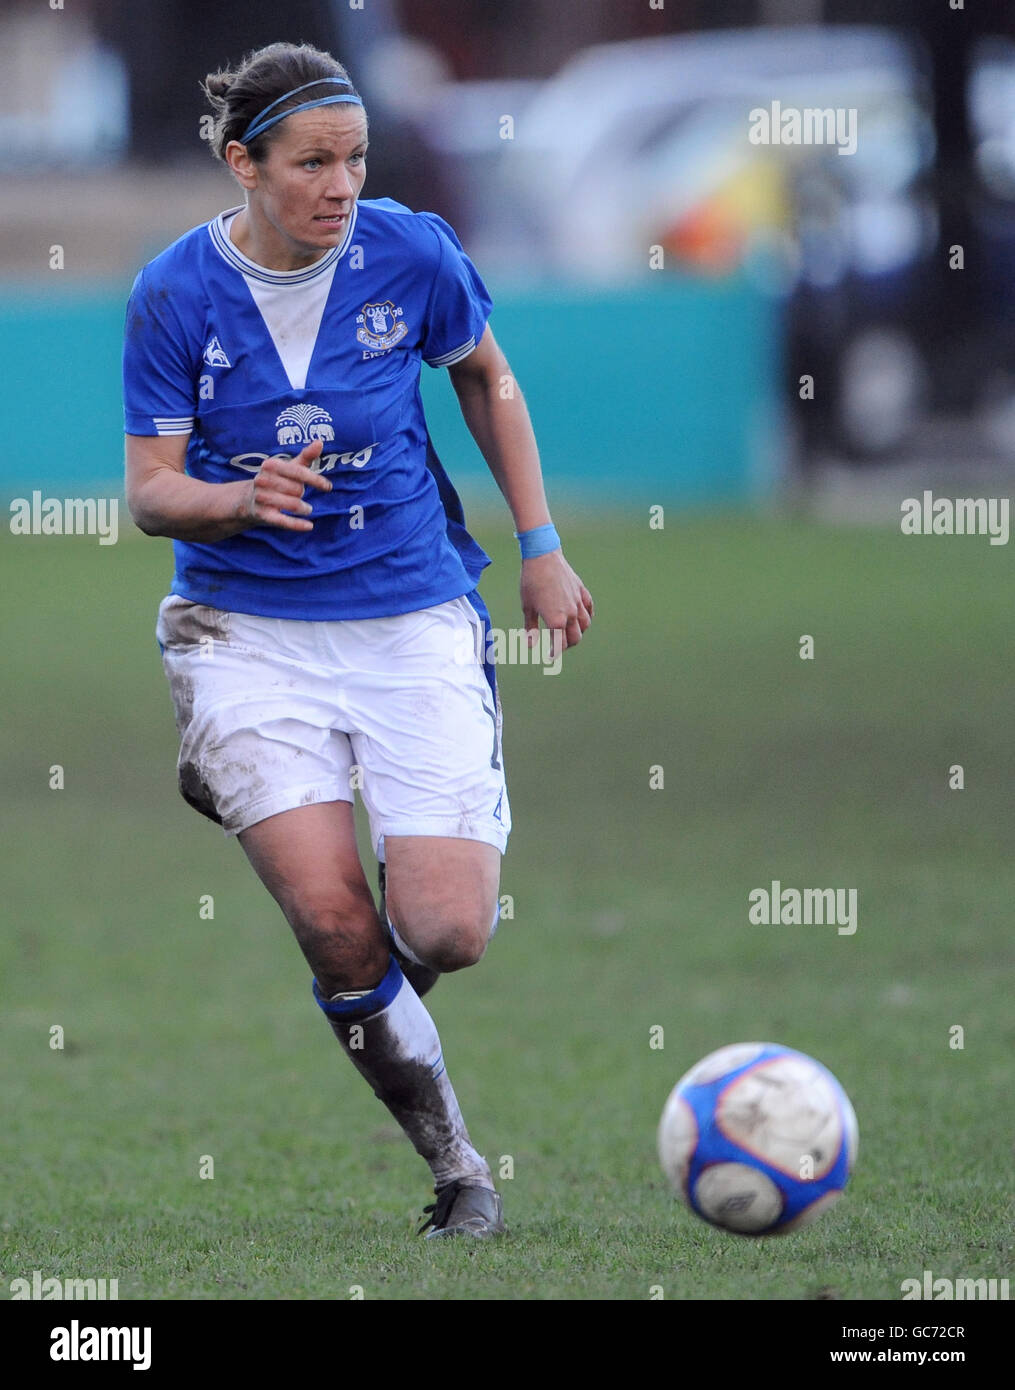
(356, 300, 409, 354)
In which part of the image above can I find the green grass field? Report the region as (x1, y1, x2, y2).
(2, 513, 1013, 1301)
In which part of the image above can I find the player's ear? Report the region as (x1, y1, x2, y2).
(224, 140, 259, 190)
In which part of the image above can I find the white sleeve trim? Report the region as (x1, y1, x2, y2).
(153, 417, 195, 436)
(424, 336, 477, 369)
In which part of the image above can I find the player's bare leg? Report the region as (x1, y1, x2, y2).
(381, 834, 506, 1236)
(237, 802, 501, 1234)
(239, 802, 389, 994)
(376, 861, 440, 999)
(383, 835, 502, 973)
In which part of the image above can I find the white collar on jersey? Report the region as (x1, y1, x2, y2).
(208, 203, 358, 286)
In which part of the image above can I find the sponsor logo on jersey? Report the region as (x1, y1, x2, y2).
(356, 300, 408, 353)
(228, 445, 376, 474)
(203, 335, 231, 368)
(274, 404, 336, 446)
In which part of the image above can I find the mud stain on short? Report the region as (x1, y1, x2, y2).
(171, 671, 196, 736)
(178, 760, 223, 825)
(162, 600, 231, 648)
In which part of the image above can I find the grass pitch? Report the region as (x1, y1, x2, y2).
(1, 512, 1012, 1300)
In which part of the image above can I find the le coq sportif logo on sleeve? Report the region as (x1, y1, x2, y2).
(203, 335, 231, 368)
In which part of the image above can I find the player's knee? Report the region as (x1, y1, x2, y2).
(390, 900, 493, 973)
(425, 918, 489, 972)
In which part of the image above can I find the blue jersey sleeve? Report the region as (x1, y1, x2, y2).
(123, 266, 198, 436)
(417, 212, 493, 369)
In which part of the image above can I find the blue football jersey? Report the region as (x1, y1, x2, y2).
(123, 197, 493, 619)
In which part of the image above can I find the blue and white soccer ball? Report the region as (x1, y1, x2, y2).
(658, 1042, 858, 1236)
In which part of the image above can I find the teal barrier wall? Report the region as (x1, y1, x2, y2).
(0, 288, 127, 499)
(0, 276, 781, 504)
(422, 277, 782, 506)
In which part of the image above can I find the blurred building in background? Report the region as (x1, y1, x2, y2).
(1, 0, 1014, 504)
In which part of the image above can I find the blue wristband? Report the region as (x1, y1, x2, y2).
(515, 523, 561, 559)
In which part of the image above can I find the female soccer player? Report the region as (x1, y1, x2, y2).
(123, 42, 592, 1239)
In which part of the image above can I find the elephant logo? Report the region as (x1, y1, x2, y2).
(274, 404, 336, 447)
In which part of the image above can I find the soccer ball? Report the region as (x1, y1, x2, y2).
(658, 1042, 858, 1236)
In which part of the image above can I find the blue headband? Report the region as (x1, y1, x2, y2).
(240, 77, 364, 145)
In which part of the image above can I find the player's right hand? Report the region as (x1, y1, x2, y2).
(242, 438, 332, 530)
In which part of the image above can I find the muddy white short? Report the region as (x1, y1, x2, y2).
(155, 592, 510, 856)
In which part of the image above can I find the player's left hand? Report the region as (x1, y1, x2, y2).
(521, 550, 594, 658)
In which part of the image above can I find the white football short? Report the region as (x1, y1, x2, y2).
(155, 592, 510, 857)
